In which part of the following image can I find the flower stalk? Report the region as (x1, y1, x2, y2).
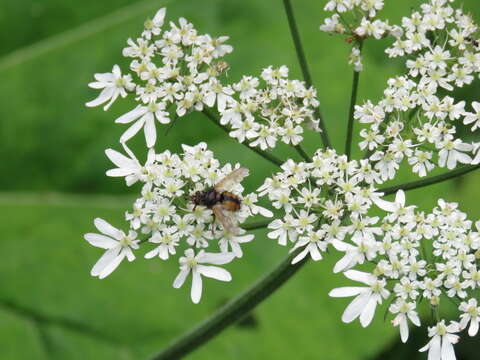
(282, 0, 331, 149)
(381, 164, 480, 195)
(345, 41, 363, 159)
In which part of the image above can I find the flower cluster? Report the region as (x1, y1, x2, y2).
(85, 142, 272, 303)
(219, 65, 321, 150)
(330, 191, 480, 359)
(259, 148, 384, 264)
(85, 8, 321, 153)
(320, 0, 389, 71)
(353, 0, 480, 180)
(86, 8, 233, 148)
(259, 145, 480, 358)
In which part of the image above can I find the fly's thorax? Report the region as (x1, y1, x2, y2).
(191, 187, 222, 208)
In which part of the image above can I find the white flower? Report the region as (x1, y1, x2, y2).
(290, 230, 327, 264)
(419, 321, 460, 360)
(267, 216, 298, 245)
(173, 249, 235, 303)
(389, 299, 421, 343)
(105, 146, 156, 186)
(219, 231, 254, 258)
(84, 218, 139, 279)
(144, 227, 179, 260)
(116, 103, 170, 147)
(374, 190, 415, 222)
(437, 137, 473, 170)
(86, 65, 134, 110)
(142, 8, 166, 40)
(459, 298, 480, 336)
(463, 101, 480, 131)
(329, 270, 390, 327)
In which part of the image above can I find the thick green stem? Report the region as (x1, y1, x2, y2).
(202, 109, 284, 168)
(345, 42, 363, 159)
(282, 0, 331, 149)
(242, 220, 271, 231)
(150, 249, 308, 359)
(380, 164, 480, 195)
(294, 144, 312, 162)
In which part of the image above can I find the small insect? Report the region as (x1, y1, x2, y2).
(466, 36, 480, 48)
(191, 167, 249, 235)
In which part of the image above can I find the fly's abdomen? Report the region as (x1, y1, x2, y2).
(221, 192, 241, 211)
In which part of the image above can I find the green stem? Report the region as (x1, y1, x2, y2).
(242, 220, 271, 231)
(345, 42, 363, 159)
(202, 109, 284, 168)
(294, 144, 312, 162)
(380, 164, 480, 195)
(282, 0, 331, 149)
(150, 248, 308, 359)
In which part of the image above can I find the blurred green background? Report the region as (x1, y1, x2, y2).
(1, 0, 480, 359)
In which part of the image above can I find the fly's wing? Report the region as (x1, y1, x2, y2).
(212, 204, 240, 235)
(214, 167, 249, 192)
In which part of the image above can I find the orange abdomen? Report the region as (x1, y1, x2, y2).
(221, 192, 241, 211)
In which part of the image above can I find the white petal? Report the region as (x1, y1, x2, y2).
(153, 7, 166, 23)
(191, 270, 202, 304)
(85, 88, 114, 108)
(309, 244, 322, 261)
(329, 287, 366, 297)
(447, 153, 457, 170)
(197, 252, 235, 265)
(441, 336, 456, 360)
(105, 148, 136, 168)
(359, 296, 377, 327)
(99, 252, 126, 279)
(257, 207, 273, 217)
(198, 265, 232, 282)
(106, 168, 136, 177)
(395, 190, 405, 206)
(144, 115, 157, 148)
(173, 269, 189, 288)
(120, 118, 145, 144)
(342, 294, 370, 323)
(84, 233, 117, 249)
(291, 248, 309, 265)
(91, 247, 120, 277)
(344, 270, 372, 284)
(399, 317, 409, 343)
(426, 336, 441, 360)
(373, 197, 397, 212)
(115, 106, 146, 124)
(333, 252, 355, 273)
(469, 319, 479, 336)
(144, 247, 159, 259)
(235, 235, 254, 244)
(409, 312, 421, 327)
(94, 218, 123, 240)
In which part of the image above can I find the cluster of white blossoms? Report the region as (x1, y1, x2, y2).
(86, 8, 234, 148)
(84, 142, 272, 303)
(259, 148, 384, 264)
(331, 192, 480, 360)
(85, 7, 321, 153)
(320, 0, 389, 71)
(219, 65, 321, 150)
(260, 147, 480, 359)
(338, 0, 480, 181)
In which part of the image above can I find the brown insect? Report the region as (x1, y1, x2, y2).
(191, 167, 249, 234)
